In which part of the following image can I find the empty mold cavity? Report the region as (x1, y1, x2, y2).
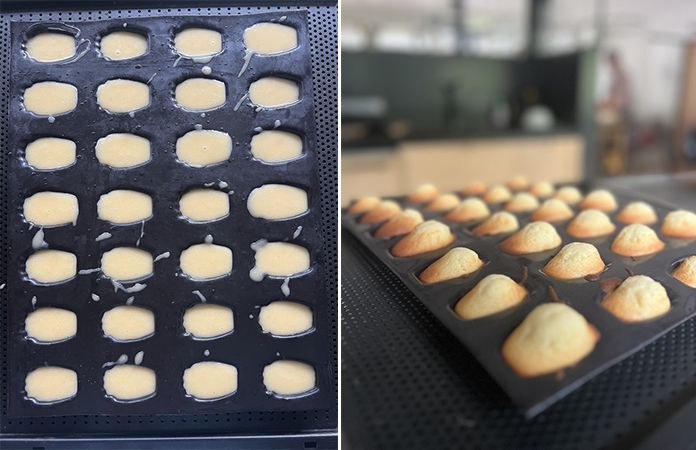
(179, 189, 230, 223)
(259, 301, 313, 337)
(23, 82, 78, 116)
(96, 79, 150, 114)
(248, 76, 300, 109)
(101, 247, 153, 282)
(103, 364, 156, 402)
(175, 129, 232, 168)
(263, 360, 316, 398)
(249, 240, 311, 281)
(23, 191, 78, 227)
(25, 137, 76, 171)
(250, 129, 303, 164)
(174, 27, 222, 63)
(180, 238, 233, 281)
(243, 22, 298, 55)
(183, 303, 234, 340)
(25, 307, 77, 344)
(26, 249, 77, 285)
(97, 190, 153, 225)
(99, 28, 148, 60)
(247, 184, 308, 220)
(25, 366, 78, 404)
(183, 361, 238, 401)
(102, 305, 155, 342)
(95, 133, 151, 169)
(174, 78, 226, 112)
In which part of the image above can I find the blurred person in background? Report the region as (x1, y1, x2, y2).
(596, 51, 632, 174)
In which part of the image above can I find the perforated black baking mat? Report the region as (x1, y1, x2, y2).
(343, 189, 696, 418)
(4, 10, 332, 419)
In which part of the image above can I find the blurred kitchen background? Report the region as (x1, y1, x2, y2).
(341, 0, 696, 205)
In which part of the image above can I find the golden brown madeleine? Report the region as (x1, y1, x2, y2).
(566, 209, 616, 238)
(578, 189, 618, 212)
(672, 256, 696, 288)
(390, 220, 456, 257)
(498, 221, 562, 255)
(471, 211, 519, 236)
(616, 201, 657, 225)
(482, 185, 512, 204)
(418, 247, 485, 284)
(461, 181, 487, 197)
(542, 242, 606, 280)
(406, 183, 439, 203)
(359, 200, 401, 224)
(553, 186, 583, 205)
(424, 193, 459, 212)
(347, 196, 380, 214)
(530, 199, 575, 222)
(445, 198, 491, 222)
(660, 210, 696, 238)
(602, 275, 670, 322)
(610, 224, 665, 257)
(507, 175, 529, 191)
(501, 302, 600, 377)
(454, 274, 528, 320)
(374, 209, 424, 238)
(528, 181, 555, 198)
(504, 192, 540, 213)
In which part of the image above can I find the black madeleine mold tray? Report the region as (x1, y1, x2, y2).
(6, 11, 332, 418)
(343, 189, 696, 418)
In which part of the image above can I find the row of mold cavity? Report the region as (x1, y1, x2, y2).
(24, 358, 317, 406)
(22, 128, 304, 171)
(24, 238, 311, 285)
(23, 22, 299, 63)
(23, 184, 309, 226)
(22, 75, 301, 118)
(24, 299, 313, 344)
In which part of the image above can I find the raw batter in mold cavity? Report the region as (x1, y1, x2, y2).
(25, 137, 76, 170)
(258, 301, 312, 336)
(23, 191, 78, 227)
(250, 130, 302, 163)
(175, 78, 226, 111)
(183, 303, 234, 339)
(96, 79, 150, 113)
(26, 32, 76, 62)
(247, 184, 308, 220)
(102, 305, 154, 341)
(101, 247, 153, 281)
(248, 77, 299, 108)
(98, 190, 153, 225)
(174, 28, 222, 62)
(183, 361, 238, 400)
(249, 240, 310, 281)
(103, 364, 156, 402)
(25, 366, 77, 404)
(263, 360, 316, 397)
(95, 133, 151, 168)
(26, 249, 77, 284)
(179, 189, 229, 222)
(23, 82, 78, 116)
(25, 307, 77, 343)
(180, 235, 232, 280)
(100, 31, 147, 60)
(176, 129, 232, 167)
